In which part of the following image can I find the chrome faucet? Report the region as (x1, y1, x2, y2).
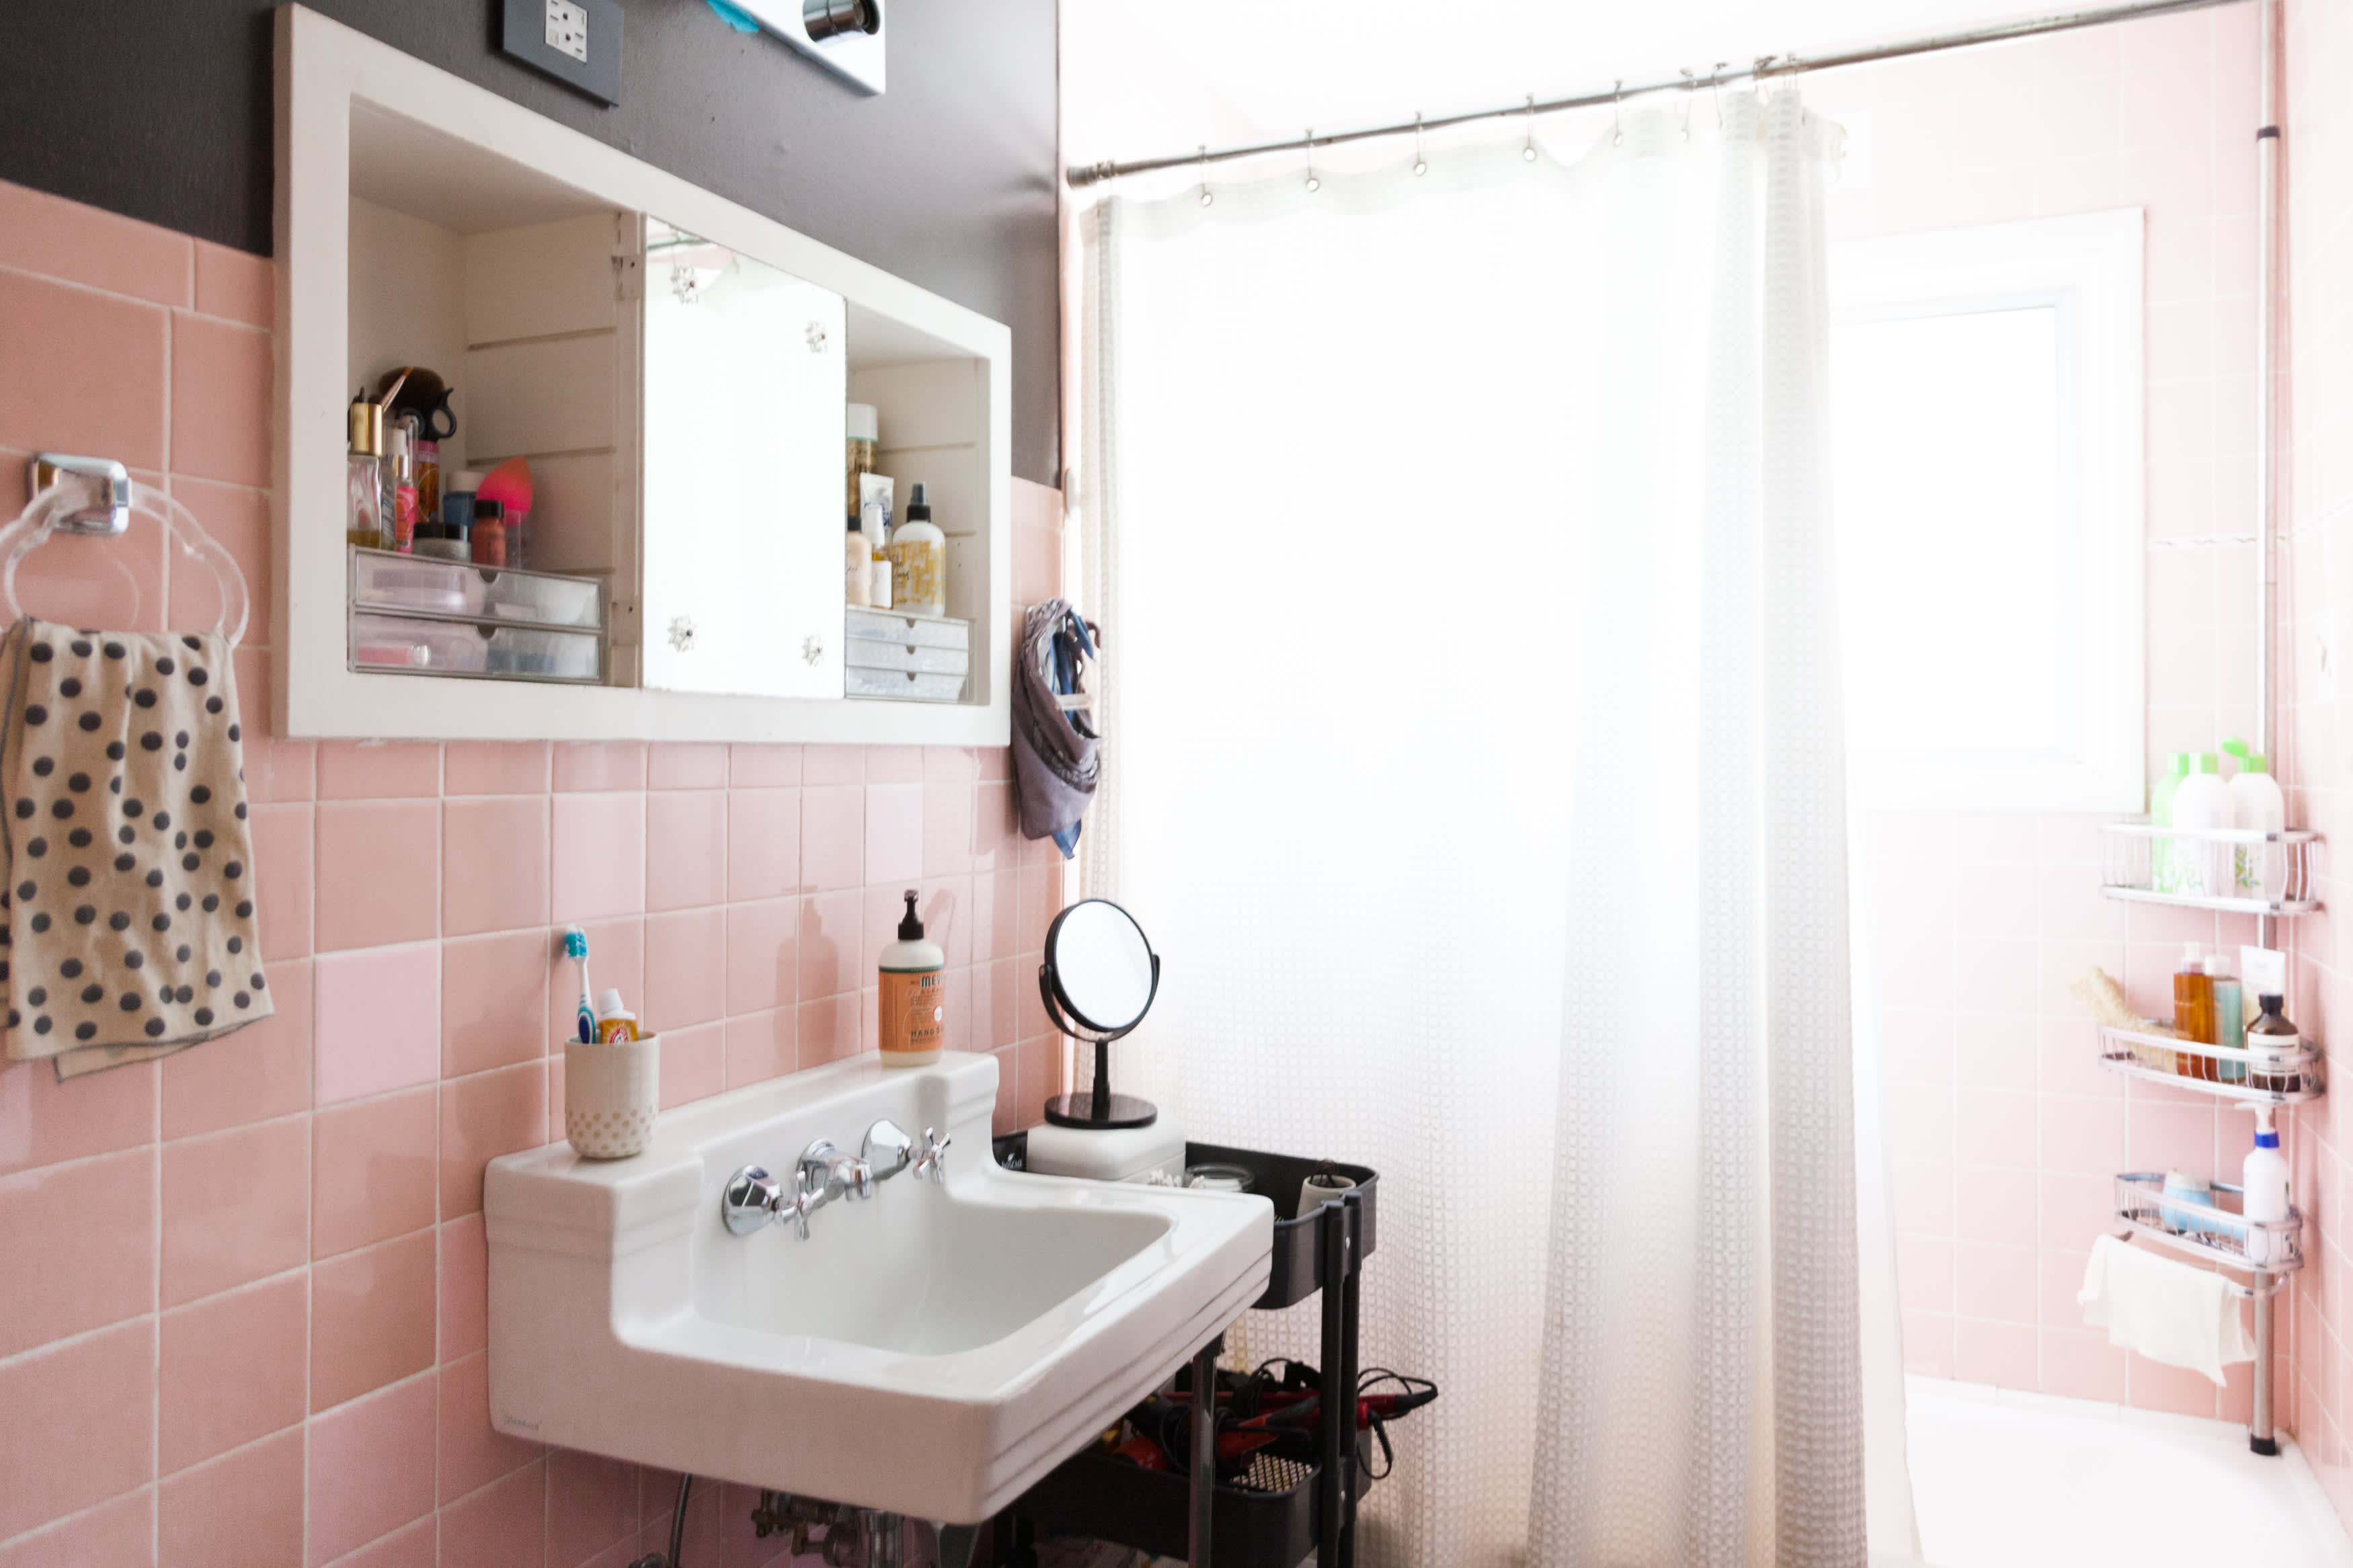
(723, 1138, 873, 1241)
(861, 1119, 951, 1186)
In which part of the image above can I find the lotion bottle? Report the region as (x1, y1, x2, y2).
(879, 890, 944, 1067)
(2223, 738, 2288, 901)
(885, 481, 947, 617)
(2151, 751, 2190, 892)
(2243, 1108, 2290, 1265)
(2171, 752, 2231, 898)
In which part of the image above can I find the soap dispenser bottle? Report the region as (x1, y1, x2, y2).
(2223, 737, 2288, 900)
(879, 890, 944, 1067)
(2171, 752, 2231, 897)
(2243, 1108, 2290, 1265)
(885, 482, 947, 617)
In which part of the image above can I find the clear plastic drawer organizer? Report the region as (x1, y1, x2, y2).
(844, 606, 969, 703)
(349, 548, 605, 685)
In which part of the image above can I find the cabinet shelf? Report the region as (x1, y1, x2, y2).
(2096, 1024, 2325, 1104)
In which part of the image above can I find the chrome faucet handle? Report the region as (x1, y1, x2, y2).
(782, 1169, 821, 1241)
(798, 1139, 875, 1211)
(862, 1118, 916, 1182)
(914, 1126, 951, 1185)
(723, 1165, 785, 1235)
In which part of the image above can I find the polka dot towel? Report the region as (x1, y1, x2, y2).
(0, 619, 272, 1079)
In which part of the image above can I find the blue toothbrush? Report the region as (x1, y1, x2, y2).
(563, 926, 594, 1043)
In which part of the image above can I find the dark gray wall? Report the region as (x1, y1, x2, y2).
(1, 0, 1061, 483)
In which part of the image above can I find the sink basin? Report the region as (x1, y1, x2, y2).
(484, 1052, 1273, 1523)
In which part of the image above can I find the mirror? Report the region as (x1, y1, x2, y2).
(1042, 900, 1158, 1035)
(640, 220, 845, 700)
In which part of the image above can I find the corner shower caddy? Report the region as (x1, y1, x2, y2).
(2094, 822, 2323, 1456)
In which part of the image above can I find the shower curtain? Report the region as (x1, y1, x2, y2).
(1079, 91, 1918, 1567)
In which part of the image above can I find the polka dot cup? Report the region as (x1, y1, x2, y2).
(564, 1033, 661, 1159)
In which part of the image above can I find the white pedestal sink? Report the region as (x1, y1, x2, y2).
(484, 1051, 1273, 1524)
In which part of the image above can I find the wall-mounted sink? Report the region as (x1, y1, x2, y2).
(484, 1053, 1272, 1524)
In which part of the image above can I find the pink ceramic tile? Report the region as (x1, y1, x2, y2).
(2130, 1354, 2223, 1418)
(439, 1350, 542, 1502)
(801, 785, 865, 891)
(311, 1228, 436, 1412)
(440, 1061, 549, 1219)
(158, 945, 306, 1134)
(0, 1050, 155, 1178)
(924, 746, 982, 784)
(159, 1270, 307, 1471)
(799, 889, 864, 1001)
(971, 868, 1019, 966)
(645, 790, 726, 912)
(916, 878, 973, 969)
(233, 649, 314, 804)
(307, 1373, 436, 1565)
(553, 742, 647, 792)
(728, 743, 801, 788)
(725, 898, 799, 1016)
(192, 239, 272, 329)
(0, 1316, 154, 1540)
(1952, 1316, 2040, 1388)
(443, 795, 551, 936)
(545, 917, 642, 1048)
(2126, 1096, 2221, 1174)
(726, 788, 799, 902)
(1953, 1235, 2042, 1324)
(2041, 1326, 2130, 1403)
(657, 1020, 727, 1109)
(312, 1086, 437, 1258)
(1018, 856, 1060, 956)
(161, 1114, 307, 1307)
(798, 993, 861, 1067)
(0, 1487, 153, 1568)
(0, 1145, 154, 1357)
(444, 929, 553, 1077)
(2036, 1094, 2127, 1175)
(313, 943, 440, 1106)
(249, 800, 315, 962)
(442, 1462, 548, 1568)
(1952, 1087, 2040, 1169)
(0, 177, 192, 306)
(168, 476, 270, 646)
(440, 1212, 489, 1362)
(0, 267, 169, 470)
(547, 1450, 641, 1568)
(978, 746, 1011, 781)
(990, 1045, 1019, 1134)
(551, 791, 646, 922)
(315, 799, 438, 950)
(984, 957, 1020, 1050)
(1019, 1036, 1058, 1114)
(1016, 522, 1061, 603)
(1013, 475, 1064, 528)
(923, 780, 975, 878)
(866, 745, 924, 783)
(1891, 1157, 1956, 1239)
(865, 783, 923, 885)
(643, 907, 726, 1031)
(316, 741, 440, 800)
(725, 1007, 795, 1087)
(445, 741, 552, 795)
(7, 491, 164, 627)
(169, 311, 269, 487)
(158, 1426, 303, 1568)
(803, 745, 865, 786)
(649, 742, 729, 790)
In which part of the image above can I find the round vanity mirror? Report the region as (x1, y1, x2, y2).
(1043, 899, 1158, 1035)
(1039, 899, 1162, 1130)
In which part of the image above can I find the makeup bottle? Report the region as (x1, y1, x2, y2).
(346, 394, 387, 549)
(387, 421, 420, 554)
(472, 497, 508, 568)
(879, 890, 944, 1067)
(2208, 952, 2245, 1085)
(846, 515, 873, 607)
(846, 403, 878, 526)
(2173, 942, 2215, 1081)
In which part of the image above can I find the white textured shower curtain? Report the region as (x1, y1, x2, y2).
(1080, 91, 1913, 1566)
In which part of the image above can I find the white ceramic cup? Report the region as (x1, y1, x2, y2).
(1298, 1171, 1357, 1221)
(564, 1033, 661, 1159)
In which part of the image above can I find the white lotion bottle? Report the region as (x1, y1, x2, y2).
(2243, 1108, 2290, 1265)
(2223, 737, 2287, 901)
(2171, 751, 2231, 898)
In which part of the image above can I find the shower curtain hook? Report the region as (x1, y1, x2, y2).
(1611, 81, 1624, 147)
(1712, 62, 1728, 127)
(1679, 67, 1697, 140)
(1302, 128, 1320, 193)
(1523, 94, 1539, 162)
(1412, 112, 1427, 177)
(1197, 145, 1213, 208)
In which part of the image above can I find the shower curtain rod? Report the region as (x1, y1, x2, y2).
(1064, 0, 2247, 188)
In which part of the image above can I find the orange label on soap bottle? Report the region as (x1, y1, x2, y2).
(879, 969, 945, 1056)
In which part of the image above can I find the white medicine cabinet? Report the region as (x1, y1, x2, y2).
(274, 5, 1012, 744)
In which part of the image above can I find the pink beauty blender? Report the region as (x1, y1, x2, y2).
(477, 456, 533, 520)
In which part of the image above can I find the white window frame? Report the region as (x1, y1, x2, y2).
(1830, 208, 2145, 813)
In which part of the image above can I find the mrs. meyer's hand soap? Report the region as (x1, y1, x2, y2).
(880, 890, 945, 1067)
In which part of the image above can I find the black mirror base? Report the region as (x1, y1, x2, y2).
(1043, 1092, 1159, 1130)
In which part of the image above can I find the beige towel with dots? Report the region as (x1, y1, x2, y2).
(0, 619, 273, 1079)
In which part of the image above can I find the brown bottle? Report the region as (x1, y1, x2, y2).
(2173, 942, 2215, 1080)
(2247, 994, 2301, 1094)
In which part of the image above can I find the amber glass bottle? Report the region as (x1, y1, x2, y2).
(2173, 942, 2216, 1081)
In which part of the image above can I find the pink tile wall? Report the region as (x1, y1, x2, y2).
(1816, 6, 2291, 1427)
(0, 176, 1074, 1566)
(2280, 0, 2353, 1530)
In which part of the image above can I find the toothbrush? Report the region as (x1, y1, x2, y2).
(563, 926, 594, 1043)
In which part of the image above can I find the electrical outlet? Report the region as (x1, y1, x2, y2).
(501, 0, 622, 106)
(547, 0, 590, 63)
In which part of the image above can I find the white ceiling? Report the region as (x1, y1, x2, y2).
(1063, 0, 2142, 166)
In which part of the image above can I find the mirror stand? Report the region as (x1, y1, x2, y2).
(1037, 972, 1159, 1130)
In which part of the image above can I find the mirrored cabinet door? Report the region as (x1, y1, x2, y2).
(640, 221, 847, 699)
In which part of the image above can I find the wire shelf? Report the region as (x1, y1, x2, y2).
(2096, 1024, 2324, 1104)
(2098, 823, 2322, 915)
(2115, 1172, 2301, 1280)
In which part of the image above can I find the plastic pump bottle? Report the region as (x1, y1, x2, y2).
(2171, 751, 2231, 898)
(2151, 751, 2191, 893)
(2222, 737, 2288, 901)
(885, 482, 946, 617)
(2243, 1108, 2290, 1266)
(878, 890, 945, 1067)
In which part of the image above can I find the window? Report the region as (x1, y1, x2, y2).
(1829, 209, 2144, 811)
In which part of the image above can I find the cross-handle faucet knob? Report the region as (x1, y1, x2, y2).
(915, 1126, 951, 1185)
(723, 1165, 785, 1235)
(861, 1118, 916, 1182)
(798, 1139, 873, 1212)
